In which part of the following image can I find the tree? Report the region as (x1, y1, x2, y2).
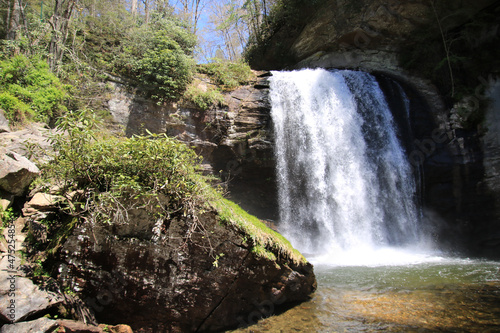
(6, 0, 22, 40)
(207, 0, 247, 61)
(131, 0, 138, 17)
(174, 0, 209, 35)
(48, 0, 77, 70)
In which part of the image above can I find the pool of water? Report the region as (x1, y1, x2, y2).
(229, 256, 500, 332)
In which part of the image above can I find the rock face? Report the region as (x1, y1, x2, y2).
(108, 73, 277, 221)
(251, 0, 497, 71)
(55, 198, 315, 332)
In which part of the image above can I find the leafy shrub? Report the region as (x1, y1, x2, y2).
(183, 84, 226, 110)
(197, 61, 253, 90)
(0, 55, 69, 125)
(40, 110, 208, 217)
(114, 17, 197, 102)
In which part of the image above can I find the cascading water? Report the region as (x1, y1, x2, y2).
(232, 68, 500, 333)
(270, 69, 433, 265)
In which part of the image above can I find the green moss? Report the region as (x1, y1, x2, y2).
(46, 217, 78, 257)
(197, 61, 254, 91)
(183, 84, 226, 110)
(211, 195, 307, 265)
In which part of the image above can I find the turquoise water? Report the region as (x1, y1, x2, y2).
(230, 257, 500, 332)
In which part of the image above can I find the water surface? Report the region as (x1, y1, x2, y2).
(230, 257, 500, 332)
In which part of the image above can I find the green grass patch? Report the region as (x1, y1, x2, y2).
(0, 55, 69, 125)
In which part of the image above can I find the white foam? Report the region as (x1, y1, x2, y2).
(308, 245, 445, 267)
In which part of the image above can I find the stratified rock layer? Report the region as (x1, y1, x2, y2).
(108, 72, 277, 221)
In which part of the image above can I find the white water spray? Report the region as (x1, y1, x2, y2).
(270, 69, 435, 266)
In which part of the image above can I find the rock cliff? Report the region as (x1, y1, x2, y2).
(107, 72, 278, 221)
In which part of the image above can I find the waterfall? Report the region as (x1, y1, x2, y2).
(270, 69, 431, 265)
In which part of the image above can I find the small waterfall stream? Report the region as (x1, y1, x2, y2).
(270, 69, 429, 264)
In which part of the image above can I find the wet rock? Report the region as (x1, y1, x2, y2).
(0, 317, 57, 333)
(56, 203, 315, 332)
(0, 151, 40, 196)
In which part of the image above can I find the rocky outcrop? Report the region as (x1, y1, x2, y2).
(55, 195, 315, 332)
(251, 0, 497, 71)
(0, 123, 56, 207)
(107, 73, 278, 221)
(0, 123, 54, 159)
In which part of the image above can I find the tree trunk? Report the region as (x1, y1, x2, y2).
(131, 0, 138, 17)
(143, 0, 150, 23)
(6, 0, 21, 40)
(48, 0, 76, 71)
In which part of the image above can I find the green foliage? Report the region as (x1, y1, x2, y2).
(0, 55, 69, 125)
(114, 17, 197, 102)
(184, 84, 226, 110)
(41, 110, 207, 215)
(1, 207, 15, 226)
(197, 61, 253, 90)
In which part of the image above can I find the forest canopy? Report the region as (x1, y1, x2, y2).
(0, 0, 292, 125)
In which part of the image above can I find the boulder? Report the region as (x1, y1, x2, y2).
(0, 275, 63, 323)
(0, 193, 13, 211)
(0, 317, 57, 333)
(56, 200, 315, 332)
(0, 151, 40, 196)
(24, 193, 64, 212)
